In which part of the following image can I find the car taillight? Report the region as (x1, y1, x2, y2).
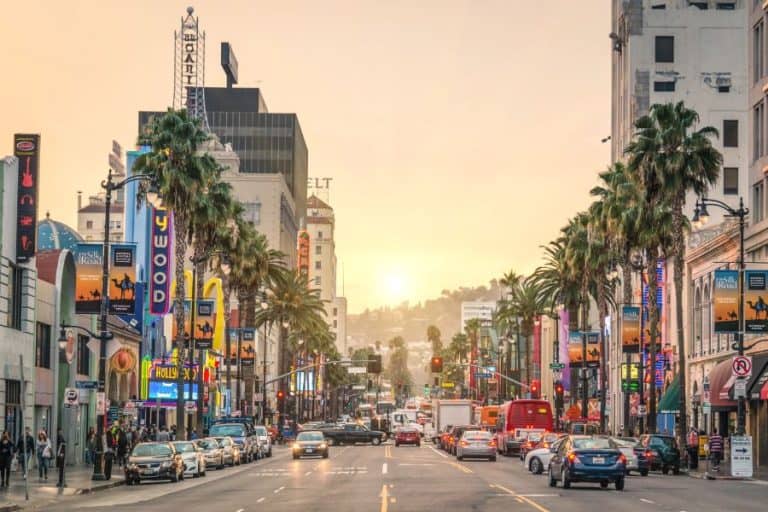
(567, 452, 580, 464)
(542, 442, 549, 448)
(460, 440, 470, 447)
(645, 450, 652, 459)
(618, 454, 627, 465)
(488, 440, 497, 447)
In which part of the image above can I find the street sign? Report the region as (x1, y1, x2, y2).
(108, 405, 119, 422)
(96, 392, 106, 414)
(549, 362, 565, 370)
(732, 355, 752, 378)
(734, 379, 747, 399)
(637, 405, 647, 417)
(75, 380, 98, 389)
(730, 435, 753, 478)
(441, 382, 455, 389)
(64, 388, 78, 408)
(347, 366, 367, 374)
(352, 385, 366, 390)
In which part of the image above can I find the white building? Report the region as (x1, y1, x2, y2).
(461, 301, 496, 328)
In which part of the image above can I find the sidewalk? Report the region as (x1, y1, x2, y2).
(686, 458, 768, 481)
(0, 464, 124, 511)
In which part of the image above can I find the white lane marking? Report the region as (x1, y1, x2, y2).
(256, 497, 265, 503)
(518, 494, 559, 498)
(274, 486, 285, 494)
(305, 471, 312, 476)
(236, 509, 244, 512)
(640, 498, 655, 504)
(382, 462, 388, 474)
(430, 447, 448, 458)
(398, 463, 434, 466)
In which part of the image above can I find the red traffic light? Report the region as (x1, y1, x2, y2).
(277, 390, 285, 400)
(430, 356, 443, 373)
(554, 382, 564, 395)
(530, 379, 540, 398)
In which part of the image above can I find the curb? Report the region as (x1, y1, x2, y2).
(0, 478, 125, 511)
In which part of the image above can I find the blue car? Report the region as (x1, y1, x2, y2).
(548, 435, 626, 490)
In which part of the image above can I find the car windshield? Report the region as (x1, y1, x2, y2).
(572, 437, 611, 450)
(209, 424, 245, 437)
(255, 426, 268, 436)
(611, 438, 638, 448)
(172, 442, 196, 453)
(132, 444, 171, 457)
(197, 440, 218, 450)
(297, 432, 324, 442)
(463, 432, 491, 440)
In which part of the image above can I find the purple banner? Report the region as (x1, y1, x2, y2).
(149, 207, 172, 315)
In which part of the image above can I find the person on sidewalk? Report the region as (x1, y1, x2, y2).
(103, 430, 114, 481)
(15, 427, 34, 479)
(687, 427, 699, 470)
(0, 431, 14, 488)
(116, 427, 128, 468)
(36, 430, 52, 481)
(55, 429, 66, 488)
(709, 428, 723, 471)
(85, 427, 95, 465)
(156, 426, 170, 442)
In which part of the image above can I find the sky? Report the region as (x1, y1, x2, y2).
(0, 1, 610, 313)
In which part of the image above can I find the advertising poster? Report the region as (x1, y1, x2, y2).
(641, 259, 665, 346)
(568, 331, 600, 367)
(108, 244, 136, 315)
(172, 300, 192, 344)
(621, 306, 641, 353)
(568, 331, 584, 367)
(13, 134, 40, 263)
(193, 300, 216, 349)
(226, 328, 238, 365)
(559, 308, 570, 391)
(745, 270, 768, 333)
(240, 328, 256, 366)
(585, 331, 600, 367)
(713, 270, 739, 333)
(74, 243, 104, 314)
(149, 207, 173, 315)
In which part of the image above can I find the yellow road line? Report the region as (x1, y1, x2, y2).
(384, 445, 393, 459)
(380, 484, 390, 512)
(446, 461, 473, 474)
(491, 484, 550, 512)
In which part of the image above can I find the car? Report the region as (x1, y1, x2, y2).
(519, 431, 544, 461)
(292, 430, 329, 459)
(639, 434, 681, 474)
(254, 425, 273, 457)
(209, 423, 256, 462)
(172, 441, 206, 478)
(124, 442, 184, 485)
(319, 423, 386, 446)
(610, 437, 649, 476)
(439, 426, 454, 450)
(213, 436, 240, 466)
(524, 436, 566, 474)
(394, 427, 421, 447)
(196, 437, 225, 470)
(456, 430, 496, 461)
(448, 426, 482, 455)
(548, 435, 627, 490)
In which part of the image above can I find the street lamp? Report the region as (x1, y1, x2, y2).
(692, 196, 749, 435)
(259, 289, 269, 425)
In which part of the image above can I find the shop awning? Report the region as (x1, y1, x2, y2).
(708, 358, 738, 410)
(747, 353, 768, 400)
(658, 374, 681, 413)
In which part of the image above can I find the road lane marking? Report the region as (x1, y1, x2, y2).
(445, 461, 472, 474)
(491, 484, 550, 512)
(382, 463, 388, 474)
(274, 486, 285, 494)
(379, 484, 390, 512)
(384, 445, 393, 459)
(256, 498, 265, 503)
(398, 463, 434, 466)
(236, 509, 244, 512)
(305, 471, 312, 476)
(640, 499, 655, 504)
(430, 447, 448, 458)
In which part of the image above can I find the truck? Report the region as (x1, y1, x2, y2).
(428, 399, 473, 443)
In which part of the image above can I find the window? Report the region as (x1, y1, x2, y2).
(718, 85, 731, 93)
(317, 231, 323, 240)
(655, 36, 674, 63)
(77, 334, 90, 375)
(4, 380, 21, 440)
(754, 180, 765, 223)
(715, 2, 736, 9)
(333, 307, 338, 316)
(754, 102, 764, 161)
(86, 220, 93, 230)
(35, 322, 51, 368)
(755, 21, 764, 84)
(689, 1, 708, 8)
(315, 245, 321, 255)
(315, 261, 321, 270)
(723, 120, 738, 148)
(315, 276, 321, 286)
(243, 202, 261, 225)
(654, 81, 675, 92)
(723, 168, 739, 195)
(651, 2, 666, 8)
(8, 265, 23, 330)
(333, 319, 338, 328)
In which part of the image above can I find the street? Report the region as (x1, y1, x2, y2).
(35, 441, 767, 512)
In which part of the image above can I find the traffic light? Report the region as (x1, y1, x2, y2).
(530, 379, 540, 399)
(276, 389, 285, 400)
(430, 356, 443, 373)
(367, 354, 382, 374)
(554, 381, 564, 396)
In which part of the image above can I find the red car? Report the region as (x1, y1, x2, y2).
(395, 427, 421, 447)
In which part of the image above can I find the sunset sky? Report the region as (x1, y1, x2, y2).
(0, 1, 610, 313)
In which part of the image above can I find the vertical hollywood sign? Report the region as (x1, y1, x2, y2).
(150, 208, 172, 315)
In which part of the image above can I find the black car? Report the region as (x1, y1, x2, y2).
(292, 431, 329, 459)
(125, 442, 185, 485)
(548, 435, 626, 490)
(319, 423, 385, 446)
(639, 434, 681, 474)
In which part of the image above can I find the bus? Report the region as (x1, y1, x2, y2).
(495, 399, 554, 456)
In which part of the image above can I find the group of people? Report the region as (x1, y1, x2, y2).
(687, 427, 724, 471)
(0, 427, 66, 488)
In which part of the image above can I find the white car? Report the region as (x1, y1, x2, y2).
(254, 425, 272, 458)
(172, 441, 206, 478)
(524, 437, 565, 475)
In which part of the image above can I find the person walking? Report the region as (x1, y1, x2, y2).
(102, 430, 113, 481)
(85, 427, 95, 465)
(709, 428, 723, 472)
(0, 431, 14, 488)
(55, 429, 66, 488)
(36, 431, 52, 481)
(116, 427, 128, 468)
(156, 426, 170, 442)
(687, 427, 699, 470)
(15, 427, 34, 479)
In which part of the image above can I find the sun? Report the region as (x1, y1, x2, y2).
(380, 269, 411, 304)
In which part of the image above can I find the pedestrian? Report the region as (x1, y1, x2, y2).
(85, 427, 95, 465)
(687, 427, 699, 470)
(170, 425, 177, 441)
(156, 426, 170, 442)
(709, 428, 723, 471)
(102, 431, 113, 481)
(0, 431, 14, 488)
(55, 429, 66, 488)
(36, 430, 52, 481)
(15, 427, 34, 478)
(116, 427, 127, 467)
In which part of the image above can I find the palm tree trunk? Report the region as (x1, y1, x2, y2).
(647, 249, 660, 434)
(672, 198, 688, 450)
(174, 211, 188, 440)
(623, 246, 633, 305)
(598, 281, 608, 433)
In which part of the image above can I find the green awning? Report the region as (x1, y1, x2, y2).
(658, 374, 681, 413)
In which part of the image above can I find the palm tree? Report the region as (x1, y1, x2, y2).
(447, 333, 470, 392)
(427, 325, 442, 355)
(134, 108, 220, 439)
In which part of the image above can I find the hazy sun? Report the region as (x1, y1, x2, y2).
(380, 269, 410, 304)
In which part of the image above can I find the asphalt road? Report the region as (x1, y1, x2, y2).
(38, 441, 768, 512)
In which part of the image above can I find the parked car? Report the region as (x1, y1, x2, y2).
(292, 430, 329, 459)
(456, 430, 496, 461)
(124, 442, 184, 485)
(254, 425, 273, 458)
(209, 423, 256, 462)
(610, 437, 649, 476)
(639, 434, 681, 474)
(548, 435, 626, 490)
(318, 423, 386, 446)
(394, 426, 421, 447)
(524, 436, 566, 474)
(172, 441, 206, 478)
(213, 436, 240, 466)
(196, 437, 225, 470)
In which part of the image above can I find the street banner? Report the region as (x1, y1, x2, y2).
(149, 207, 173, 315)
(226, 328, 238, 365)
(745, 270, 768, 332)
(568, 331, 583, 368)
(621, 306, 641, 353)
(74, 243, 104, 314)
(713, 270, 739, 333)
(240, 328, 256, 366)
(172, 300, 192, 344)
(585, 331, 600, 367)
(641, 259, 665, 346)
(108, 244, 137, 315)
(13, 134, 40, 263)
(568, 331, 600, 368)
(193, 300, 216, 349)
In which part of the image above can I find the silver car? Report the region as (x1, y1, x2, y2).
(254, 426, 272, 457)
(196, 437, 225, 470)
(172, 441, 206, 478)
(456, 430, 497, 461)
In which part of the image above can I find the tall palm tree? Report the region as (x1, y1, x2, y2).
(427, 325, 442, 355)
(134, 108, 220, 439)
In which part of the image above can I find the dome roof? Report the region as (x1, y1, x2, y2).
(37, 214, 83, 252)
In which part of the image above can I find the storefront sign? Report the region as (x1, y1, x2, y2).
(150, 363, 199, 382)
(74, 243, 104, 314)
(13, 134, 40, 263)
(149, 207, 172, 315)
(621, 306, 641, 353)
(713, 270, 739, 333)
(108, 244, 136, 315)
(745, 271, 768, 332)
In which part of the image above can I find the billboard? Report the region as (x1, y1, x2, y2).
(240, 328, 256, 366)
(108, 244, 136, 315)
(13, 134, 40, 263)
(148, 381, 198, 400)
(745, 270, 768, 333)
(193, 300, 216, 349)
(713, 270, 739, 333)
(149, 207, 172, 315)
(172, 300, 192, 344)
(297, 230, 310, 278)
(621, 306, 641, 353)
(568, 331, 600, 368)
(74, 243, 104, 314)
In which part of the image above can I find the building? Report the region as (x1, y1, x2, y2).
(77, 192, 124, 242)
(461, 302, 496, 328)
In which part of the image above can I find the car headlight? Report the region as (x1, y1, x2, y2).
(160, 461, 171, 468)
(127, 463, 138, 470)
(319, 443, 327, 449)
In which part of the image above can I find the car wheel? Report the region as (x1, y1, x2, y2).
(323, 452, 329, 459)
(457, 455, 463, 461)
(490, 456, 497, 462)
(673, 466, 680, 475)
(395, 442, 399, 447)
(170, 470, 179, 483)
(417, 443, 421, 448)
(329, 438, 338, 447)
(217, 459, 224, 470)
(615, 477, 625, 491)
(268, 449, 272, 458)
(562, 468, 571, 489)
(600, 481, 608, 489)
(372, 437, 381, 446)
(640, 469, 648, 476)
(530, 457, 543, 475)
(548, 467, 557, 487)
(662, 466, 669, 475)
